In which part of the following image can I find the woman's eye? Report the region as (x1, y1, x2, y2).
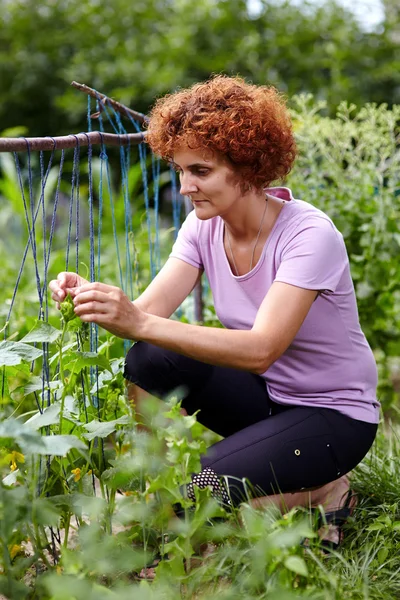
(196, 169, 209, 176)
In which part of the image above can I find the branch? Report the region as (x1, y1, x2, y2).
(71, 81, 149, 125)
(0, 131, 146, 152)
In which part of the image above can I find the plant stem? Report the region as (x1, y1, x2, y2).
(58, 321, 68, 435)
(63, 513, 71, 549)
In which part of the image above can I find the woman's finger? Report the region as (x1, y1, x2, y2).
(57, 272, 70, 289)
(65, 287, 81, 298)
(73, 290, 110, 306)
(75, 282, 118, 295)
(74, 301, 109, 316)
(49, 283, 65, 302)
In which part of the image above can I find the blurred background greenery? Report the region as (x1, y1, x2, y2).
(0, 0, 399, 137)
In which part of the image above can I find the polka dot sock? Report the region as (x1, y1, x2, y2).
(186, 467, 231, 506)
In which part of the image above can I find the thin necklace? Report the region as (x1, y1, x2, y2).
(225, 199, 269, 276)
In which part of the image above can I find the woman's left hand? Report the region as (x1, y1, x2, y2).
(73, 282, 145, 340)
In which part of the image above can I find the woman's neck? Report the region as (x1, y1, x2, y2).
(223, 190, 283, 242)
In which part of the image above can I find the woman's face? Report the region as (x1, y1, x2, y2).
(173, 146, 242, 220)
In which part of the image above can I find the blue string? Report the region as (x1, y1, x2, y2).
(94, 95, 161, 286)
(23, 140, 43, 311)
(15, 143, 56, 313)
(42, 147, 65, 309)
(140, 139, 154, 279)
(94, 95, 124, 290)
(66, 141, 80, 271)
(87, 96, 92, 133)
(105, 105, 137, 356)
(170, 168, 182, 240)
(40, 139, 59, 321)
(112, 110, 135, 297)
(8, 147, 55, 412)
(3, 152, 49, 334)
(75, 141, 81, 276)
(84, 107, 105, 480)
(127, 115, 157, 280)
(152, 153, 161, 272)
(94, 96, 133, 294)
(97, 129, 105, 281)
(40, 140, 61, 413)
(81, 132, 100, 413)
(40, 150, 47, 319)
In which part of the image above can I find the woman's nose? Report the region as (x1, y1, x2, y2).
(179, 173, 198, 197)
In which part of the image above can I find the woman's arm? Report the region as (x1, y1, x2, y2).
(73, 280, 317, 374)
(49, 258, 200, 317)
(133, 257, 202, 318)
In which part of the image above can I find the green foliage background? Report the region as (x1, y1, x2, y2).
(1, 0, 399, 136)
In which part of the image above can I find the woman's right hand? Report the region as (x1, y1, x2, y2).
(49, 272, 89, 308)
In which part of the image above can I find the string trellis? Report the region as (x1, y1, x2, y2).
(0, 84, 192, 412)
(0, 84, 210, 564)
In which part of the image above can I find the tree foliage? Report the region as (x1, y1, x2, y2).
(0, 0, 399, 136)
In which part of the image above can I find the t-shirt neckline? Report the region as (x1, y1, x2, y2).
(220, 191, 294, 281)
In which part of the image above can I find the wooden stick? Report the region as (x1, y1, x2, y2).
(71, 81, 149, 124)
(0, 131, 146, 152)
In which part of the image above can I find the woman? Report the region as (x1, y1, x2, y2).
(50, 75, 379, 546)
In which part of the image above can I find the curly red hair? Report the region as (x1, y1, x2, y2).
(146, 75, 296, 190)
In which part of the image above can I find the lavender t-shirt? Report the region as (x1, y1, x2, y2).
(170, 187, 379, 424)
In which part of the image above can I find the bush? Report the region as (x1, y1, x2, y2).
(287, 97, 400, 412)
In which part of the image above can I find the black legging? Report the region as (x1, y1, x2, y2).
(124, 342, 377, 506)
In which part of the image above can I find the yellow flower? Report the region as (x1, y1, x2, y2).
(6, 451, 25, 472)
(71, 468, 81, 482)
(9, 544, 23, 560)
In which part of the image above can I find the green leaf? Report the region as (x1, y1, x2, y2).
(32, 497, 61, 526)
(0, 419, 86, 456)
(65, 351, 112, 374)
(41, 435, 87, 456)
(21, 322, 61, 343)
(0, 419, 47, 453)
(47, 494, 74, 512)
(284, 555, 308, 577)
(25, 403, 61, 430)
(367, 523, 383, 532)
(378, 547, 389, 563)
(0, 340, 42, 366)
(2, 469, 19, 486)
(82, 416, 129, 441)
(23, 375, 44, 395)
(72, 493, 107, 518)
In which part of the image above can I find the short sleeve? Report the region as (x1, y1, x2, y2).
(274, 216, 347, 293)
(169, 210, 203, 269)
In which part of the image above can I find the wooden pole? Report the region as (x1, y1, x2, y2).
(71, 81, 149, 124)
(0, 131, 145, 152)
